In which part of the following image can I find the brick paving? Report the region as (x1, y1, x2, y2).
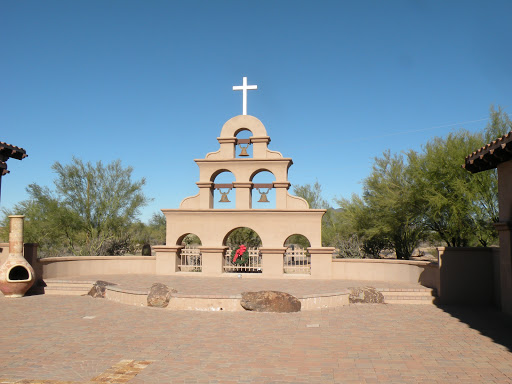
(1, 294, 512, 383)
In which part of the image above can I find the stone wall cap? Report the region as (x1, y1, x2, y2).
(153, 246, 183, 252)
(164, 209, 327, 213)
(332, 258, 437, 267)
(40, 255, 157, 262)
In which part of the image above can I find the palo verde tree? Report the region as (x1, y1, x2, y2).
(363, 151, 424, 259)
(407, 106, 510, 247)
(1, 157, 151, 257)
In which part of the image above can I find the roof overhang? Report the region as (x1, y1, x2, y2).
(463, 131, 512, 173)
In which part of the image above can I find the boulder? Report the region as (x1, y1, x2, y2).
(88, 280, 113, 298)
(349, 287, 384, 304)
(141, 243, 152, 256)
(147, 283, 177, 308)
(240, 291, 301, 312)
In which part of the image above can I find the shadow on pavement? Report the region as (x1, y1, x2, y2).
(437, 304, 512, 352)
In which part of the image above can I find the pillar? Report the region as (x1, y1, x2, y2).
(199, 246, 227, 276)
(273, 182, 290, 209)
(233, 182, 252, 209)
(154, 245, 183, 275)
(308, 247, 335, 278)
(260, 247, 286, 277)
(495, 222, 512, 314)
(196, 182, 213, 209)
(251, 136, 270, 158)
(217, 137, 236, 158)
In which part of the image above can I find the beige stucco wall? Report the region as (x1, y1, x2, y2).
(332, 258, 439, 289)
(163, 209, 325, 248)
(437, 247, 498, 305)
(40, 256, 156, 279)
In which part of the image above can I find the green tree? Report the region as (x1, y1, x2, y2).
(225, 227, 262, 248)
(293, 181, 329, 209)
(408, 106, 510, 248)
(2, 158, 151, 256)
(335, 194, 388, 258)
(363, 151, 424, 259)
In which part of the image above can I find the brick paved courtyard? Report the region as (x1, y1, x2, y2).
(1, 295, 512, 383)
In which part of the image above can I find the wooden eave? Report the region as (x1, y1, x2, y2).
(463, 131, 512, 173)
(0, 141, 27, 161)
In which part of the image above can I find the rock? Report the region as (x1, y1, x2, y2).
(349, 287, 384, 304)
(141, 243, 152, 256)
(240, 291, 301, 312)
(147, 283, 177, 308)
(88, 280, 113, 298)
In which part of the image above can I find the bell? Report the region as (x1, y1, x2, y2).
(257, 191, 270, 203)
(219, 192, 231, 203)
(238, 144, 249, 156)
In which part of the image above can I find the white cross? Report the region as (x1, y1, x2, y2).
(233, 77, 257, 115)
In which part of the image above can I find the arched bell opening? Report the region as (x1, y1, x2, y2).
(250, 170, 276, 209)
(222, 227, 262, 273)
(235, 129, 253, 158)
(283, 234, 311, 275)
(212, 171, 236, 209)
(176, 233, 203, 272)
(7, 265, 31, 282)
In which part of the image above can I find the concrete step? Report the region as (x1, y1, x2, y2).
(379, 288, 437, 305)
(44, 280, 94, 295)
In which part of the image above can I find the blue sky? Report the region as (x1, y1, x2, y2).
(1, 0, 511, 221)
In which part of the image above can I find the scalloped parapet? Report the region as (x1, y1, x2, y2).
(286, 192, 309, 209)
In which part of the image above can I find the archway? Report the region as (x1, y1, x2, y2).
(283, 234, 311, 274)
(212, 171, 236, 209)
(223, 227, 262, 273)
(250, 170, 276, 209)
(176, 233, 203, 272)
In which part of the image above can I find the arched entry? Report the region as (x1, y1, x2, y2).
(223, 227, 262, 273)
(176, 233, 203, 272)
(284, 234, 311, 274)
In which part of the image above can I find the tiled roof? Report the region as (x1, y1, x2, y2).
(0, 141, 27, 161)
(464, 131, 512, 173)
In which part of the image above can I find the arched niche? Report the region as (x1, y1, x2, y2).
(251, 170, 276, 209)
(284, 234, 311, 249)
(283, 234, 311, 275)
(176, 233, 202, 273)
(220, 115, 268, 138)
(176, 233, 203, 246)
(223, 226, 263, 274)
(212, 171, 236, 209)
(223, 227, 263, 248)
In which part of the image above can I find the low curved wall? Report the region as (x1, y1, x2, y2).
(40, 256, 156, 278)
(332, 258, 439, 289)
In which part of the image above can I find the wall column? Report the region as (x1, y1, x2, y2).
(260, 247, 286, 277)
(154, 246, 183, 275)
(308, 247, 335, 278)
(233, 182, 252, 209)
(196, 181, 213, 209)
(199, 246, 227, 276)
(273, 182, 290, 209)
(495, 222, 512, 314)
